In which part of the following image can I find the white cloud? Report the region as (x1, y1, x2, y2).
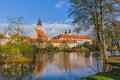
(0, 23, 90, 38)
(0, 23, 76, 38)
(65, 19, 73, 23)
(42, 23, 76, 38)
(23, 24, 36, 36)
(0, 23, 8, 33)
(55, 1, 64, 9)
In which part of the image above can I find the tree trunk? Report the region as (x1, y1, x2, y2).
(100, 0, 108, 61)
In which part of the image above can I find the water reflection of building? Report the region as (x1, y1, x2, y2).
(24, 53, 110, 80)
(52, 53, 93, 71)
(34, 54, 46, 80)
(54, 53, 72, 72)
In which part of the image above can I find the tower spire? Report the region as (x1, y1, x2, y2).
(37, 17, 42, 26)
(64, 29, 67, 34)
(69, 29, 71, 33)
(36, 17, 42, 29)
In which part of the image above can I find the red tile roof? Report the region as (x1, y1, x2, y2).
(59, 34, 71, 38)
(58, 34, 91, 40)
(27, 38, 75, 44)
(65, 39, 75, 43)
(48, 39, 62, 43)
(71, 35, 90, 39)
(27, 29, 90, 44)
(49, 39, 75, 43)
(27, 38, 48, 43)
(35, 29, 48, 39)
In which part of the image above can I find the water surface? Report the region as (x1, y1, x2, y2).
(0, 52, 113, 80)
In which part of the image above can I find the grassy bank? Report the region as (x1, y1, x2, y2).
(0, 56, 32, 63)
(78, 68, 120, 80)
(78, 56, 120, 80)
(106, 56, 120, 67)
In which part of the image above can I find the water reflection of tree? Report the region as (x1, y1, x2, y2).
(102, 62, 113, 72)
(0, 58, 47, 80)
(86, 53, 113, 75)
(0, 63, 34, 80)
(94, 53, 112, 73)
(86, 53, 102, 73)
(84, 53, 91, 66)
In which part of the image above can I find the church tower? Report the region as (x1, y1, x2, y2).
(30, 18, 48, 39)
(36, 18, 42, 30)
(30, 18, 42, 38)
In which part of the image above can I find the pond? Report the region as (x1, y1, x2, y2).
(0, 52, 115, 80)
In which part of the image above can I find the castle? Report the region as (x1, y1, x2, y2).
(29, 18, 91, 48)
(0, 18, 91, 47)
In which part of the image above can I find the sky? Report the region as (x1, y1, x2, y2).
(0, 0, 71, 24)
(0, 0, 89, 37)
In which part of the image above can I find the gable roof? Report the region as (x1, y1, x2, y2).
(27, 38, 75, 44)
(35, 29, 48, 39)
(59, 34, 71, 38)
(58, 34, 91, 40)
(49, 39, 75, 43)
(71, 35, 90, 39)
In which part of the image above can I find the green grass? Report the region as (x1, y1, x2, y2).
(78, 68, 120, 80)
(78, 56, 120, 80)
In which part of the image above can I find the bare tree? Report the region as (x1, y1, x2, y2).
(7, 16, 24, 35)
(69, 0, 120, 61)
(106, 20, 120, 55)
(6, 16, 25, 55)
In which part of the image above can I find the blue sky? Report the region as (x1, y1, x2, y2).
(0, 0, 71, 24)
(0, 0, 90, 37)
